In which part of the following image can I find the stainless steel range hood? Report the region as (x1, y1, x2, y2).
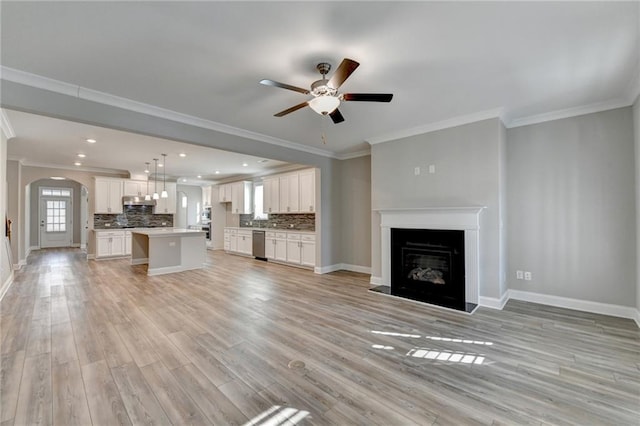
(122, 196, 156, 206)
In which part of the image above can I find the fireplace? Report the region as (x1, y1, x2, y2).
(391, 228, 465, 310)
(374, 207, 484, 313)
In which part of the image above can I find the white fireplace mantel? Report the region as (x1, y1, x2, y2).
(376, 206, 485, 310)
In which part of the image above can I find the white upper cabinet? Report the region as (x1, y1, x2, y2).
(154, 182, 177, 214)
(231, 181, 253, 214)
(202, 185, 212, 206)
(263, 176, 279, 214)
(123, 180, 149, 197)
(279, 173, 299, 213)
(218, 183, 232, 203)
(298, 169, 316, 213)
(94, 177, 123, 214)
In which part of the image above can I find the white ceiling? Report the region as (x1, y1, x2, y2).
(1, 1, 638, 169)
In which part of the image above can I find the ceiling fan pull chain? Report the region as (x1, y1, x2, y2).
(321, 115, 328, 144)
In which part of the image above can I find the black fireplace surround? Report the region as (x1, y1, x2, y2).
(391, 228, 466, 311)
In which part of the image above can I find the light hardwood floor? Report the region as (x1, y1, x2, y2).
(1, 248, 639, 425)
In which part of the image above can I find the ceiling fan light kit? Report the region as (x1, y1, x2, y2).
(260, 58, 393, 124)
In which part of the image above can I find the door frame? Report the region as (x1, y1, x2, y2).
(39, 186, 73, 248)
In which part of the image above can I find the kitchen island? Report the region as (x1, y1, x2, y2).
(130, 228, 207, 276)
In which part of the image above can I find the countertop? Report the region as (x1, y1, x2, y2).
(131, 228, 205, 237)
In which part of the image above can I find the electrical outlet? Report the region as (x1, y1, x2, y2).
(524, 271, 532, 281)
(428, 164, 436, 174)
(516, 270, 524, 280)
(414, 167, 421, 176)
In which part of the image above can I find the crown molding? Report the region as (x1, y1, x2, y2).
(507, 97, 631, 129)
(7, 156, 128, 176)
(0, 109, 16, 139)
(1, 66, 336, 159)
(366, 108, 505, 145)
(335, 149, 371, 160)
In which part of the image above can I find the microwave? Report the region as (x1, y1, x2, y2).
(201, 206, 211, 223)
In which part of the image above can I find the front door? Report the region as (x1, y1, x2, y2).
(40, 189, 73, 248)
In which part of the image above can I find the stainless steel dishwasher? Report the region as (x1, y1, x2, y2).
(252, 230, 266, 260)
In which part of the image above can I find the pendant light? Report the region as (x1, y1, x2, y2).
(152, 158, 160, 200)
(161, 153, 168, 199)
(144, 162, 152, 200)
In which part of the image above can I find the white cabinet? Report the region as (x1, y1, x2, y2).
(218, 184, 232, 203)
(263, 177, 279, 214)
(231, 181, 253, 215)
(123, 180, 149, 197)
(279, 173, 299, 213)
(266, 231, 287, 262)
(237, 230, 253, 255)
(125, 231, 132, 255)
(298, 169, 316, 213)
(202, 186, 213, 206)
(95, 230, 125, 258)
(286, 233, 316, 267)
(154, 182, 177, 214)
(300, 234, 316, 267)
(224, 228, 237, 252)
(94, 178, 123, 214)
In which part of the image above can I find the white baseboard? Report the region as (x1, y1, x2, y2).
(12, 259, 26, 270)
(86, 253, 95, 260)
(0, 271, 14, 301)
(508, 289, 639, 325)
(80, 243, 87, 250)
(370, 276, 384, 286)
(478, 291, 510, 310)
(314, 263, 372, 275)
(72, 243, 81, 248)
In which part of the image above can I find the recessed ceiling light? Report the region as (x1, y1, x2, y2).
(77, 153, 86, 158)
(197, 175, 202, 179)
(215, 171, 220, 174)
(86, 138, 96, 143)
(182, 178, 188, 182)
(158, 163, 163, 168)
(74, 162, 82, 166)
(242, 163, 248, 167)
(179, 153, 187, 157)
(50, 176, 66, 180)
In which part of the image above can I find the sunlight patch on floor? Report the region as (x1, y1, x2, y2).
(407, 348, 486, 364)
(244, 405, 310, 426)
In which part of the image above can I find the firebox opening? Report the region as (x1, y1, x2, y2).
(391, 228, 466, 311)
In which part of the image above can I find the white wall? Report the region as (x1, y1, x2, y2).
(176, 184, 202, 227)
(371, 118, 505, 300)
(507, 107, 635, 306)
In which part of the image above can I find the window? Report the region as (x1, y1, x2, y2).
(46, 200, 66, 232)
(253, 183, 268, 220)
(41, 188, 71, 197)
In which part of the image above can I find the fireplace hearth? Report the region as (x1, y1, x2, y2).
(391, 228, 465, 311)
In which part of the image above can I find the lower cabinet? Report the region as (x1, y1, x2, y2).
(95, 231, 125, 258)
(125, 231, 132, 255)
(287, 233, 316, 267)
(226, 228, 315, 268)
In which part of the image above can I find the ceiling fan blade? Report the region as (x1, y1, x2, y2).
(329, 109, 345, 124)
(328, 58, 360, 89)
(260, 79, 310, 95)
(342, 93, 393, 102)
(274, 101, 309, 117)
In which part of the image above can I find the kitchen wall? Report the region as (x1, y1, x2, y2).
(29, 179, 82, 247)
(371, 118, 506, 301)
(635, 95, 640, 314)
(176, 184, 202, 227)
(339, 155, 371, 270)
(94, 206, 173, 229)
(0, 127, 11, 292)
(507, 107, 635, 306)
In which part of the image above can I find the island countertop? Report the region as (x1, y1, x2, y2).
(131, 228, 205, 237)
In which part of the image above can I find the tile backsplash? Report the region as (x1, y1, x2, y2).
(239, 213, 315, 231)
(94, 205, 173, 229)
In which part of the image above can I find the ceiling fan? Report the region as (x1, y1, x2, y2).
(259, 58, 393, 124)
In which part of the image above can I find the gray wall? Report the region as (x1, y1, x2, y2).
(6, 160, 20, 264)
(30, 179, 82, 247)
(339, 155, 371, 269)
(507, 107, 636, 306)
(1, 130, 11, 285)
(371, 118, 505, 300)
(634, 96, 640, 312)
